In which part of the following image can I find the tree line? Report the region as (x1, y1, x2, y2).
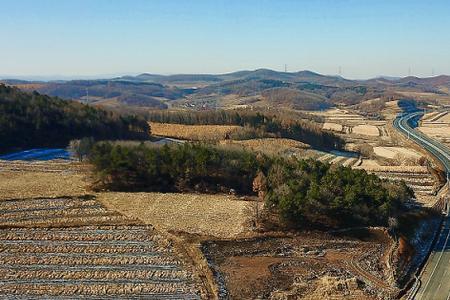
(0, 84, 150, 152)
(147, 110, 345, 150)
(89, 142, 412, 228)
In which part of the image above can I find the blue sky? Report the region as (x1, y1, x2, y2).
(1, 0, 449, 79)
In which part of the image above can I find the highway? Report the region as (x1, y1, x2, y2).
(393, 111, 450, 300)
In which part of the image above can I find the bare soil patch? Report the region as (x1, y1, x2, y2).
(202, 229, 396, 299)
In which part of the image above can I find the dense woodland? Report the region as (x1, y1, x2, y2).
(90, 142, 261, 194)
(147, 110, 345, 150)
(90, 142, 412, 228)
(0, 84, 150, 152)
(264, 158, 412, 227)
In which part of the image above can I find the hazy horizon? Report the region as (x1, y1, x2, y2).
(2, 0, 450, 79)
(1, 68, 450, 83)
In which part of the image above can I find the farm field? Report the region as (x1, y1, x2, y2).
(0, 196, 135, 228)
(310, 108, 366, 122)
(313, 109, 389, 146)
(150, 122, 241, 141)
(311, 103, 442, 207)
(322, 122, 343, 132)
(418, 111, 450, 146)
(0, 159, 89, 201)
(0, 196, 201, 298)
(352, 124, 380, 136)
(98, 192, 253, 238)
(373, 146, 422, 160)
(315, 151, 360, 168)
(354, 162, 438, 205)
(0, 159, 204, 299)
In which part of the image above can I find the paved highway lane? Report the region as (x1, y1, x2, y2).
(415, 217, 450, 300)
(394, 112, 450, 171)
(394, 111, 450, 299)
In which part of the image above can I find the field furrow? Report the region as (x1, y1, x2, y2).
(0, 197, 200, 298)
(0, 254, 179, 266)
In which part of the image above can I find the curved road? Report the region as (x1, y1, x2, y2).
(394, 111, 450, 300)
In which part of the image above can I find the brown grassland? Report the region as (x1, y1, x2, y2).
(220, 138, 309, 156)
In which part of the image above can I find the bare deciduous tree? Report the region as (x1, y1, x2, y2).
(252, 171, 267, 224)
(69, 137, 95, 162)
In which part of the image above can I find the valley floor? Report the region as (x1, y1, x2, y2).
(0, 102, 443, 299)
(0, 158, 425, 300)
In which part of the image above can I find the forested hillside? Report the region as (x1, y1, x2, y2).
(0, 84, 150, 152)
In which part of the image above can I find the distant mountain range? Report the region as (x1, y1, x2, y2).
(2, 69, 450, 110)
(116, 69, 353, 86)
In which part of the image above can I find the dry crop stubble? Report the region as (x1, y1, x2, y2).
(150, 122, 242, 141)
(0, 196, 201, 298)
(98, 192, 253, 238)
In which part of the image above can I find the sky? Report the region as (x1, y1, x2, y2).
(1, 0, 450, 79)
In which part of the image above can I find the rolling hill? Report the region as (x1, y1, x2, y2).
(2, 69, 450, 111)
